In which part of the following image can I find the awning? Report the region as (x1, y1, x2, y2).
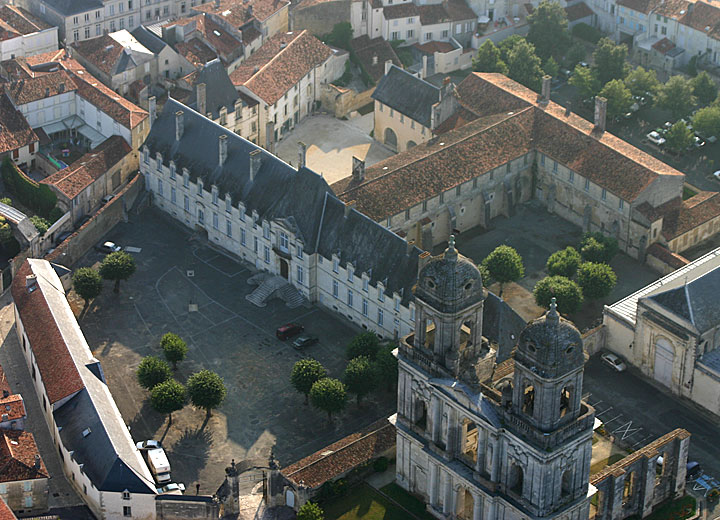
(478, 15, 490, 23)
(77, 124, 106, 149)
(41, 115, 85, 136)
(41, 121, 67, 135)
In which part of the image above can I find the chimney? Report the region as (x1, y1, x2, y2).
(25, 274, 37, 292)
(417, 251, 431, 275)
(406, 239, 415, 255)
(385, 60, 393, 75)
(565, 101, 572, 116)
(422, 55, 427, 78)
(1, 414, 7, 422)
(34, 455, 41, 470)
(219, 134, 228, 166)
(1, 390, 8, 398)
(372, 54, 378, 66)
(297, 141, 307, 169)
(197, 82, 207, 116)
(352, 156, 365, 182)
(594, 96, 607, 131)
(541, 74, 551, 103)
(148, 95, 156, 123)
(344, 200, 356, 218)
(175, 111, 184, 140)
(249, 149, 261, 182)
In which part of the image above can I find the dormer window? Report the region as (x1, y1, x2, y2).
(426, 278, 436, 289)
(526, 340, 537, 353)
(464, 281, 473, 291)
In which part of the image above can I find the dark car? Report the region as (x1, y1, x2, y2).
(276, 323, 304, 340)
(292, 335, 318, 349)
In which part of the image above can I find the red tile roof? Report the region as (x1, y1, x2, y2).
(70, 34, 127, 76)
(679, 1, 720, 39)
(647, 242, 689, 269)
(281, 418, 395, 488)
(565, 1, 594, 21)
(350, 35, 402, 82)
(652, 37, 677, 55)
(0, 93, 37, 156)
(414, 40, 456, 54)
(11, 261, 84, 405)
(419, 4, 449, 24)
(0, 5, 51, 41)
(656, 191, 720, 240)
(0, 429, 48, 483)
(0, 395, 25, 423)
(3, 69, 76, 104)
(0, 365, 10, 398)
(0, 497, 16, 520)
(193, 0, 290, 24)
(41, 136, 131, 200)
(175, 37, 218, 67)
(166, 14, 244, 60)
(617, 0, 690, 16)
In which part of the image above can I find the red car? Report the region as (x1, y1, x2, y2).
(276, 323, 304, 340)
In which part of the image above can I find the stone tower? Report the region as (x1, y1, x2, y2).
(396, 236, 595, 520)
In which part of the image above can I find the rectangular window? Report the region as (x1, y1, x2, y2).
(439, 192, 444, 204)
(198, 208, 204, 224)
(584, 178, 590, 191)
(25, 496, 33, 508)
(84, 26, 90, 38)
(407, 29, 414, 38)
(348, 267, 353, 282)
(425, 32, 432, 41)
(619, 199, 624, 209)
(378, 308, 384, 326)
(362, 278, 369, 292)
(553, 161, 558, 173)
(297, 265, 304, 285)
(122, 491, 131, 500)
(362, 298, 368, 317)
(410, 306, 415, 321)
(123, 506, 131, 517)
(23, 481, 32, 492)
(264, 245, 270, 263)
(157, 179, 163, 196)
(347, 289, 354, 307)
(442, 29, 448, 38)
(226, 197, 231, 212)
(263, 224, 270, 239)
(378, 288, 384, 302)
(197, 182, 202, 196)
(405, 209, 410, 220)
(601, 188, 607, 200)
(183, 172, 189, 187)
(241, 228, 246, 246)
(96, 23, 102, 35)
(171, 187, 176, 204)
(333, 259, 339, 273)
(333, 280, 339, 298)
(226, 220, 232, 237)
(540, 154, 545, 166)
(213, 212, 218, 229)
(394, 297, 400, 311)
(280, 232, 289, 252)
(212, 189, 218, 205)
(569, 171, 574, 183)
(296, 243, 303, 259)
(184, 195, 189, 212)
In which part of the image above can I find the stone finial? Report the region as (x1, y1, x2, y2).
(547, 297, 559, 321)
(444, 235, 458, 260)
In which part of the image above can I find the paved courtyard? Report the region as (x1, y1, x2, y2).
(275, 114, 394, 184)
(72, 208, 395, 495)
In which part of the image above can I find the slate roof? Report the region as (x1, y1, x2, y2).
(371, 65, 440, 127)
(130, 25, 168, 54)
(0, 429, 48, 483)
(383, 3, 419, 19)
(349, 35, 401, 82)
(0, 6, 51, 40)
(186, 58, 240, 118)
(42, 0, 102, 16)
(0, 93, 38, 155)
(192, 0, 290, 24)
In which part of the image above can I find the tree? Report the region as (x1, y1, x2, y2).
(0, 197, 12, 206)
(322, 22, 352, 50)
(473, 40, 508, 74)
(543, 56, 559, 78)
(665, 120, 694, 154)
(569, 65, 600, 100)
(580, 232, 619, 263)
(150, 379, 186, 424)
(310, 378, 347, 421)
(599, 79, 633, 120)
(624, 66, 660, 97)
(30, 215, 50, 236)
(290, 359, 327, 404)
(577, 262, 617, 300)
(592, 38, 629, 85)
(546, 247, 581, 278)
(297, 502, 324, 520)
(533, 276, 584, 314)
(692, 106, 720, 138)
(692, 71, 718, 105)
(0, 217, 12, 244)
(497, 34, 526, 63)
(161, 332, 188, 370)
(347, 331, 380, 359)
(527, 0, 570, 61)
(372, 345, 398, 391)
(564, 42, 586, 70)
(187, 370, 227, 418)
(656, 75, 696, 118)
(99, 251, 136, 293)
(73, 267, 103, 309)
(506, 39, 544, 91)
(344, 356, 375, 405)
(137, 356, 172, 390)
(482, 245, 524, 296)
(478, 263, 492, 287)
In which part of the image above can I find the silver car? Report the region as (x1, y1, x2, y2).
(601, 352, 627, 372)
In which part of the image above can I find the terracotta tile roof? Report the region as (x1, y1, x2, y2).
(0, 429, 49, 483)
(0, 93, 38, 155)
(647, 242, 689, 269)
(175, 37, 218, 67)
(70, 34, 126, 76)
(0, 497, 16, 520)
(242, 25, 261, 45)
(11, 261, 84, 405)
(383, 2, 419, 19)
(414, 40, 455, 54)
(679, 1, 720, 40)
(618, 0, 691, 16)
(433, 106, 477, 134)
(4, 69, 76, 104)
(419, 4, 449, 24)
(0, 395, 25, 423)
(0, 5, 51, 41)
(656, 191, 720, 240)
(350, 35, 402, 82)
(281, 418, 395, 488)
(230, 30, 333, 105)
(168, 14, 244, 59)
(193, 0, 290, 24)
(41, 136, 131, 200)
(635, 201, 662, 221)
(652, 37, 676, 54)
(454, 71, 532, 116)
(565, 1, 594, 21)
(445, 0, 477, 21)
(616, 0, 655, 13)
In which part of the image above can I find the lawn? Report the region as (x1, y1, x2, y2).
(590, 453, 626, 475)
(643, 496, 697, 520)
(322, 484, 411, 520)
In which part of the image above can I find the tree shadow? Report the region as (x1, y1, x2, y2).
(167, 425, 213, 486)
(128, 398, 166, 442)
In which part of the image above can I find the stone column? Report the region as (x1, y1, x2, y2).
(416, 308, 425, 347)
(473, 492, 483, 520)
(431, 396, 442, 444)
(489, 436, 499, 482)
(485, 497, 496, 520)
(428, 463, 439, 507)
(443, 473, 454, 514)
(476, 428, 486, 474)
(445, 406, 457, 457)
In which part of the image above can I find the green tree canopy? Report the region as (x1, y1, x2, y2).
(527, 0, 570, 60)
(580, 232, 619, 263)
(297, 502, 324, 520)
(30, 215, 50, 236)
(344, 356, 375, 404)
(0, 217, 12, 244)
(546, 247, 581, 278)
(290, 359, 327, 404)
(543, 56, 559, 78)
(592, 38, 629, 85)
(347, 331, 380, 359)
(322, 22, 352, 50)
(161, 332, 188, 370)
(187, 370, 227, 418)
(564, 42, 586, 70)
(599, 79, 633, 120)
(692, 105, 720, 138)
(577, 262, 617, 300)
(569, 65, 600, 99)
(624, 66, 660, 97)
(482, 245, 525, 295)
(473, 40, 508, 74)
(497, 34, 526, 62)
(533, 276, 584, 314)
(665, 120, 694, 154)
(310, 378, 347, 420)
(136, 356, 172, 390)
(0, 197, 12, 206)
(506, 39, 544, 91)
(692, 71, 718, 105)
(150, 379, 186, 423)
(372, 345, 398, 391)
(99, 251, 136, 293)
(656, 75, 696, 117)
(73, 267, 103, 308)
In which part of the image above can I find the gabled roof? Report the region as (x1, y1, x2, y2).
(0, 429, 48, 483)
(4, 70, 76, 104)
(192, 0, 290, 24)
(164, 13, 244, 61)
(0, 497, 15, 520)
(0, 93, 38, 155)
(679, 1, 720, 40)
(130, 25, 168, 54)
(371, 65, 440, 127)
(349, 35, 401, 82)
(654, 191, 720, 240)
(42, 0, 102, 16)
(383, 3, 419, 19)
(186, 58, 240, 118)
(0, 395, 26, 423)
(175, 37, 218, 67)
(565, 1, 594, 21)
(0, 5, 51, 41)
(71, 33, 153, 76)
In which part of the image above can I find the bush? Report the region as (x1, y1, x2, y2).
(572, 22, 602, 44)
(373, 456, 389, 473)
(533, 275, 584, 314)
(49, 206, 65, 223)
(577, 261, 617, 300)
(136, 356, 172, 390)
(546, 247, 581, 278)
(322, 22, 352, 51)
(1, 158, 57, 218)
(0, 198, 11, 206)
(580, 232, 618, 263)
(30, 215, 50, 236)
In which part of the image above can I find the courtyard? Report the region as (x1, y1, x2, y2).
(71, 208, 395, 494)
(274, 114, 395, 184)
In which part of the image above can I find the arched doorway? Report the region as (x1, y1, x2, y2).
(280, 259, 289, 279)
(509, 463, 524, 496)
(407, 140, 417, 150)
(285, 489, 295, 507)
(654, 338, 674, 387)
(384, 128, 398, 151)
(458, 488, 474, 520)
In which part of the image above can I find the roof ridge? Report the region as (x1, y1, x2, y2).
(246, 30, 306, 85)
(684, 282, 696, 325)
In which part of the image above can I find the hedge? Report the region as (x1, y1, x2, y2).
(572, 23, 602, 44)
(1, 158, 57, 218)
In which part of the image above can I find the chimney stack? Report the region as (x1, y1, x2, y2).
(175, 111, 184, 141)
(34, 455, 41, 469)
(197, 82, 207, 116)
(565, 101, 572, 116)
(385, 60, 393, 75)
(148, 96, 156, 124)
(422, 55, 428, 78)
(344, 200, 356, 218)
(352, 156, 365, 182)
(219, 134, 228, 166)
(249, 149, 261, 182)
(417, 251, 431, 276)
(297, 141, 306, 169)
(406, 239, 415, 255)
(372, 54, 378, 66)
(594, 96, 607, 131)
(541, 75, 551, 103)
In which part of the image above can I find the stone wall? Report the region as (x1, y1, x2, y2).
(582, 325, 606, 357)
(319, 84, 375, 119)
(291, 0, 351, 36)
(155, 495, 219, 520)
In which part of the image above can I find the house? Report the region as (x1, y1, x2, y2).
(41, 135, 133, 223)
(0, 5, 58, 61)
(0, 430, 49, 517)
(603, 247, 720, 417)
(131, 25, 187, 81)
(0, 497, 17, 520)
(0, 93, 39, 170)
(0, 364, 26, 433)
(229, 30, 347, 148)
(12, 259, 158, 519)
(349, 35, 402, 83)
(192, 0, 290, 44)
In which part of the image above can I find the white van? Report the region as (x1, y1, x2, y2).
(146, 448, 171, 484)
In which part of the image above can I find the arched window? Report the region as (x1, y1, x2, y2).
(559, 385, 572, 417)
(561, 469, 573, 497)
(509, 463, 524, 496)
(522, 383, 535, 416)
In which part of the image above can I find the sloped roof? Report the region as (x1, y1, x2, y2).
(0, 5, 51, 40)
(175, 37, 218, 67)
(383, 2, 419, 19)
(350, 36, 401, 82)
(0, 395, 26, 423)
(371, 65, 440, 127)
(71, 33, 153, 76)
(0, 429, 48, 483)
(42, 0, 102, 16)
(679, 1, 720, 41)
(565, 1, 594, 21)
(0, 93, 38, 155)
(654, 191, 720, 240)
(4, 70, 76, 104)
(0, 497, 15, 520)
(192, 0, 290, 24)
(130, 25, 168, 54)
(186, 58, 240, 118)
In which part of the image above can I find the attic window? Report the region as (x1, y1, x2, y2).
(526, 340, 536, 353)
(566, 344, 576, 354)
(464, 282, 473, 291)
(82, 428, 92, 438)
(426, 278, 435, 289)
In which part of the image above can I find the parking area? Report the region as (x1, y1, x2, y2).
(274, 114, 395, 184)
(72, 208, 395, 494)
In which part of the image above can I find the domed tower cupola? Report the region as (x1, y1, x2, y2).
(512, 298, 586, 431)
(412, 236, 494, 388)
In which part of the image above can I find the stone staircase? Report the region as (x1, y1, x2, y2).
(245, 274, 308, 308)
(245, 276, 287, 307)
(277, 284, 306, 309)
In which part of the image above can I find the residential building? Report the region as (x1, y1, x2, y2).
(0, 93, 39, 170)
(131, 24, 187, 80)
(191, 0, 290, 43)
(349, 35, 402, 83)
(12, 259, 158, 519)
(229, 30, 347, 148)
(0, 430, 49, 517)
(17, 0, 104, 44)
(0, 5, 57, 61)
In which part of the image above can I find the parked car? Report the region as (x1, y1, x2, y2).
(647, 131, 666, 146)
(276, 323, 304, 340)
(157, 483, 185, 494)
(292, 335, 319, 349)
(136, 440, 161, 451)
(100, 194, 115, 205)
(601, 352, 627, 372)
(713, 170, 720, 181)
(96, 241, 122, 254)
(657, 457, 702, 480)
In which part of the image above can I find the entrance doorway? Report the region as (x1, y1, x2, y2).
(280, 259, 289, 279)
(654, 339, 674, 387)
